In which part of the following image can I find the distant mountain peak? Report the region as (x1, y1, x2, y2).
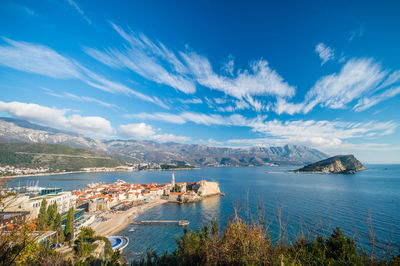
(0, 117, 78, 136)
(0, 118, 328, 166)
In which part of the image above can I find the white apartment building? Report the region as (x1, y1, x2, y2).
(1, 191, 76, 220)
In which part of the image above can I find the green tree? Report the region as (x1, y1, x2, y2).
(37, 198, 48, 230)
(76, 227, 96, 257)
(171, 184, 181, 192)
(64, 208, 75, 244)
(325, 227, 363, 264)
(46, 202, 58, 228)
(53, 213, 64, 244)
(78, 227, 95, 242)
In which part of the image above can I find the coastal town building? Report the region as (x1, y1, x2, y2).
(1, 191, 76, 220)
(0, 211, 30, 230)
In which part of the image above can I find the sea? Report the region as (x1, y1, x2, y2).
(6, 165, 400, 259)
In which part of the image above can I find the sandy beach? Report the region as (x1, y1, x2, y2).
(90, 199, 168, 236)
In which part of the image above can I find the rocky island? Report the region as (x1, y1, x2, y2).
(295, 155, 366, 174)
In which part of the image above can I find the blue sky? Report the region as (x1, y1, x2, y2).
(1, 0, 400, 163)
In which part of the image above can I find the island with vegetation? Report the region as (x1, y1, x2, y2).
(160, 163, 196, 170)
(295, 154, 366, 174)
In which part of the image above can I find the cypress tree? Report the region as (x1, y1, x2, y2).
(46, 202, 58, 227)
(64, 208, 75, 244)
(53, 212, 64, 244)
(37, 198, 48, 230)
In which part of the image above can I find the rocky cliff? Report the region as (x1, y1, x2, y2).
(295, 155, 366, 174)
(192, 180, 221, 197)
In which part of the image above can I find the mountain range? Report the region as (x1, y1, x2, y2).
(0, 117, 328, 166)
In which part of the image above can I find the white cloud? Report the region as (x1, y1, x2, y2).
(117, 123, 190, 143)
(353, 86, 400, 112)
(178, 98, 203, 104)
(180, 52, 295, 100)
(44, 89, 119, 110)
(0, 38, 82, 79)
(84, 22, 196, 94)
(66, 0, 92, 25)
(128, 111, 262, 127)
(306, 58, 387, 110)
(221, 55, 234, 75)
(150, 134, 191, 143)
(349, 25, 364, 42)
(129, 109, 397, 150)
(0, 101, 113, 137)
(217, 105, 235, 113)
(275, 58, 400, 114)
(247, 119, 397, 148)
(227, 119, 397, 150)
(127, 113, 186, 124)
(117, 123, 155, 138)
(86, 24, 295, 111)
(274, 98, 305, 115)
(315, 43, 335, 65)
(0, 38, 167, 108)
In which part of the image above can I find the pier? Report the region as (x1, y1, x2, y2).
(132, 220, 190, 226)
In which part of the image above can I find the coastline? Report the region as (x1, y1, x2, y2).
(0, 167, 200, 180)
(90, 199, 168, 237)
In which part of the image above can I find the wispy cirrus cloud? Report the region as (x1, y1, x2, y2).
(353, 86, 400, 112)
(0, 101, 113, 137)
(126, 111, 263, 127)
(315, 43, 335, 65)
(66, 0, 92, 25)
(127, 110, 397, 149)
(0, 38, 82, 79)
(178, 98, 203, 104)
(43, 89, 121, 110)
(247, 119, 397, 148)
(275, 58, 400, 114)
(85, 23, 295, 111)
(0, 38, 167, 109)
(180, 52, 295, 101)
(84, 22, 196, 94)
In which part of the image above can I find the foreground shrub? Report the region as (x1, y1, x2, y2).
(133, 218, 399, 266)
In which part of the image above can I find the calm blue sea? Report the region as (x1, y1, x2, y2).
(6, 165, 400, 258)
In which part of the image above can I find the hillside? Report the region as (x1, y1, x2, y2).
(104, 140, 327, 166)
(0, 142, 121, 172)
(295, 155, 366, 174)
(0, 118, 328, 166)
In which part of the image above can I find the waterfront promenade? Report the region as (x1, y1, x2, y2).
(91, 199, 167, 236)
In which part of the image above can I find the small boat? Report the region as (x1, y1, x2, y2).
(129, 228, 136, 232)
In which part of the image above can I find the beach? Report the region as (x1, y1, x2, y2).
(90, 199, 168, 236)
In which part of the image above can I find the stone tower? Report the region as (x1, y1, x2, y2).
(171, 172, 175, 187)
